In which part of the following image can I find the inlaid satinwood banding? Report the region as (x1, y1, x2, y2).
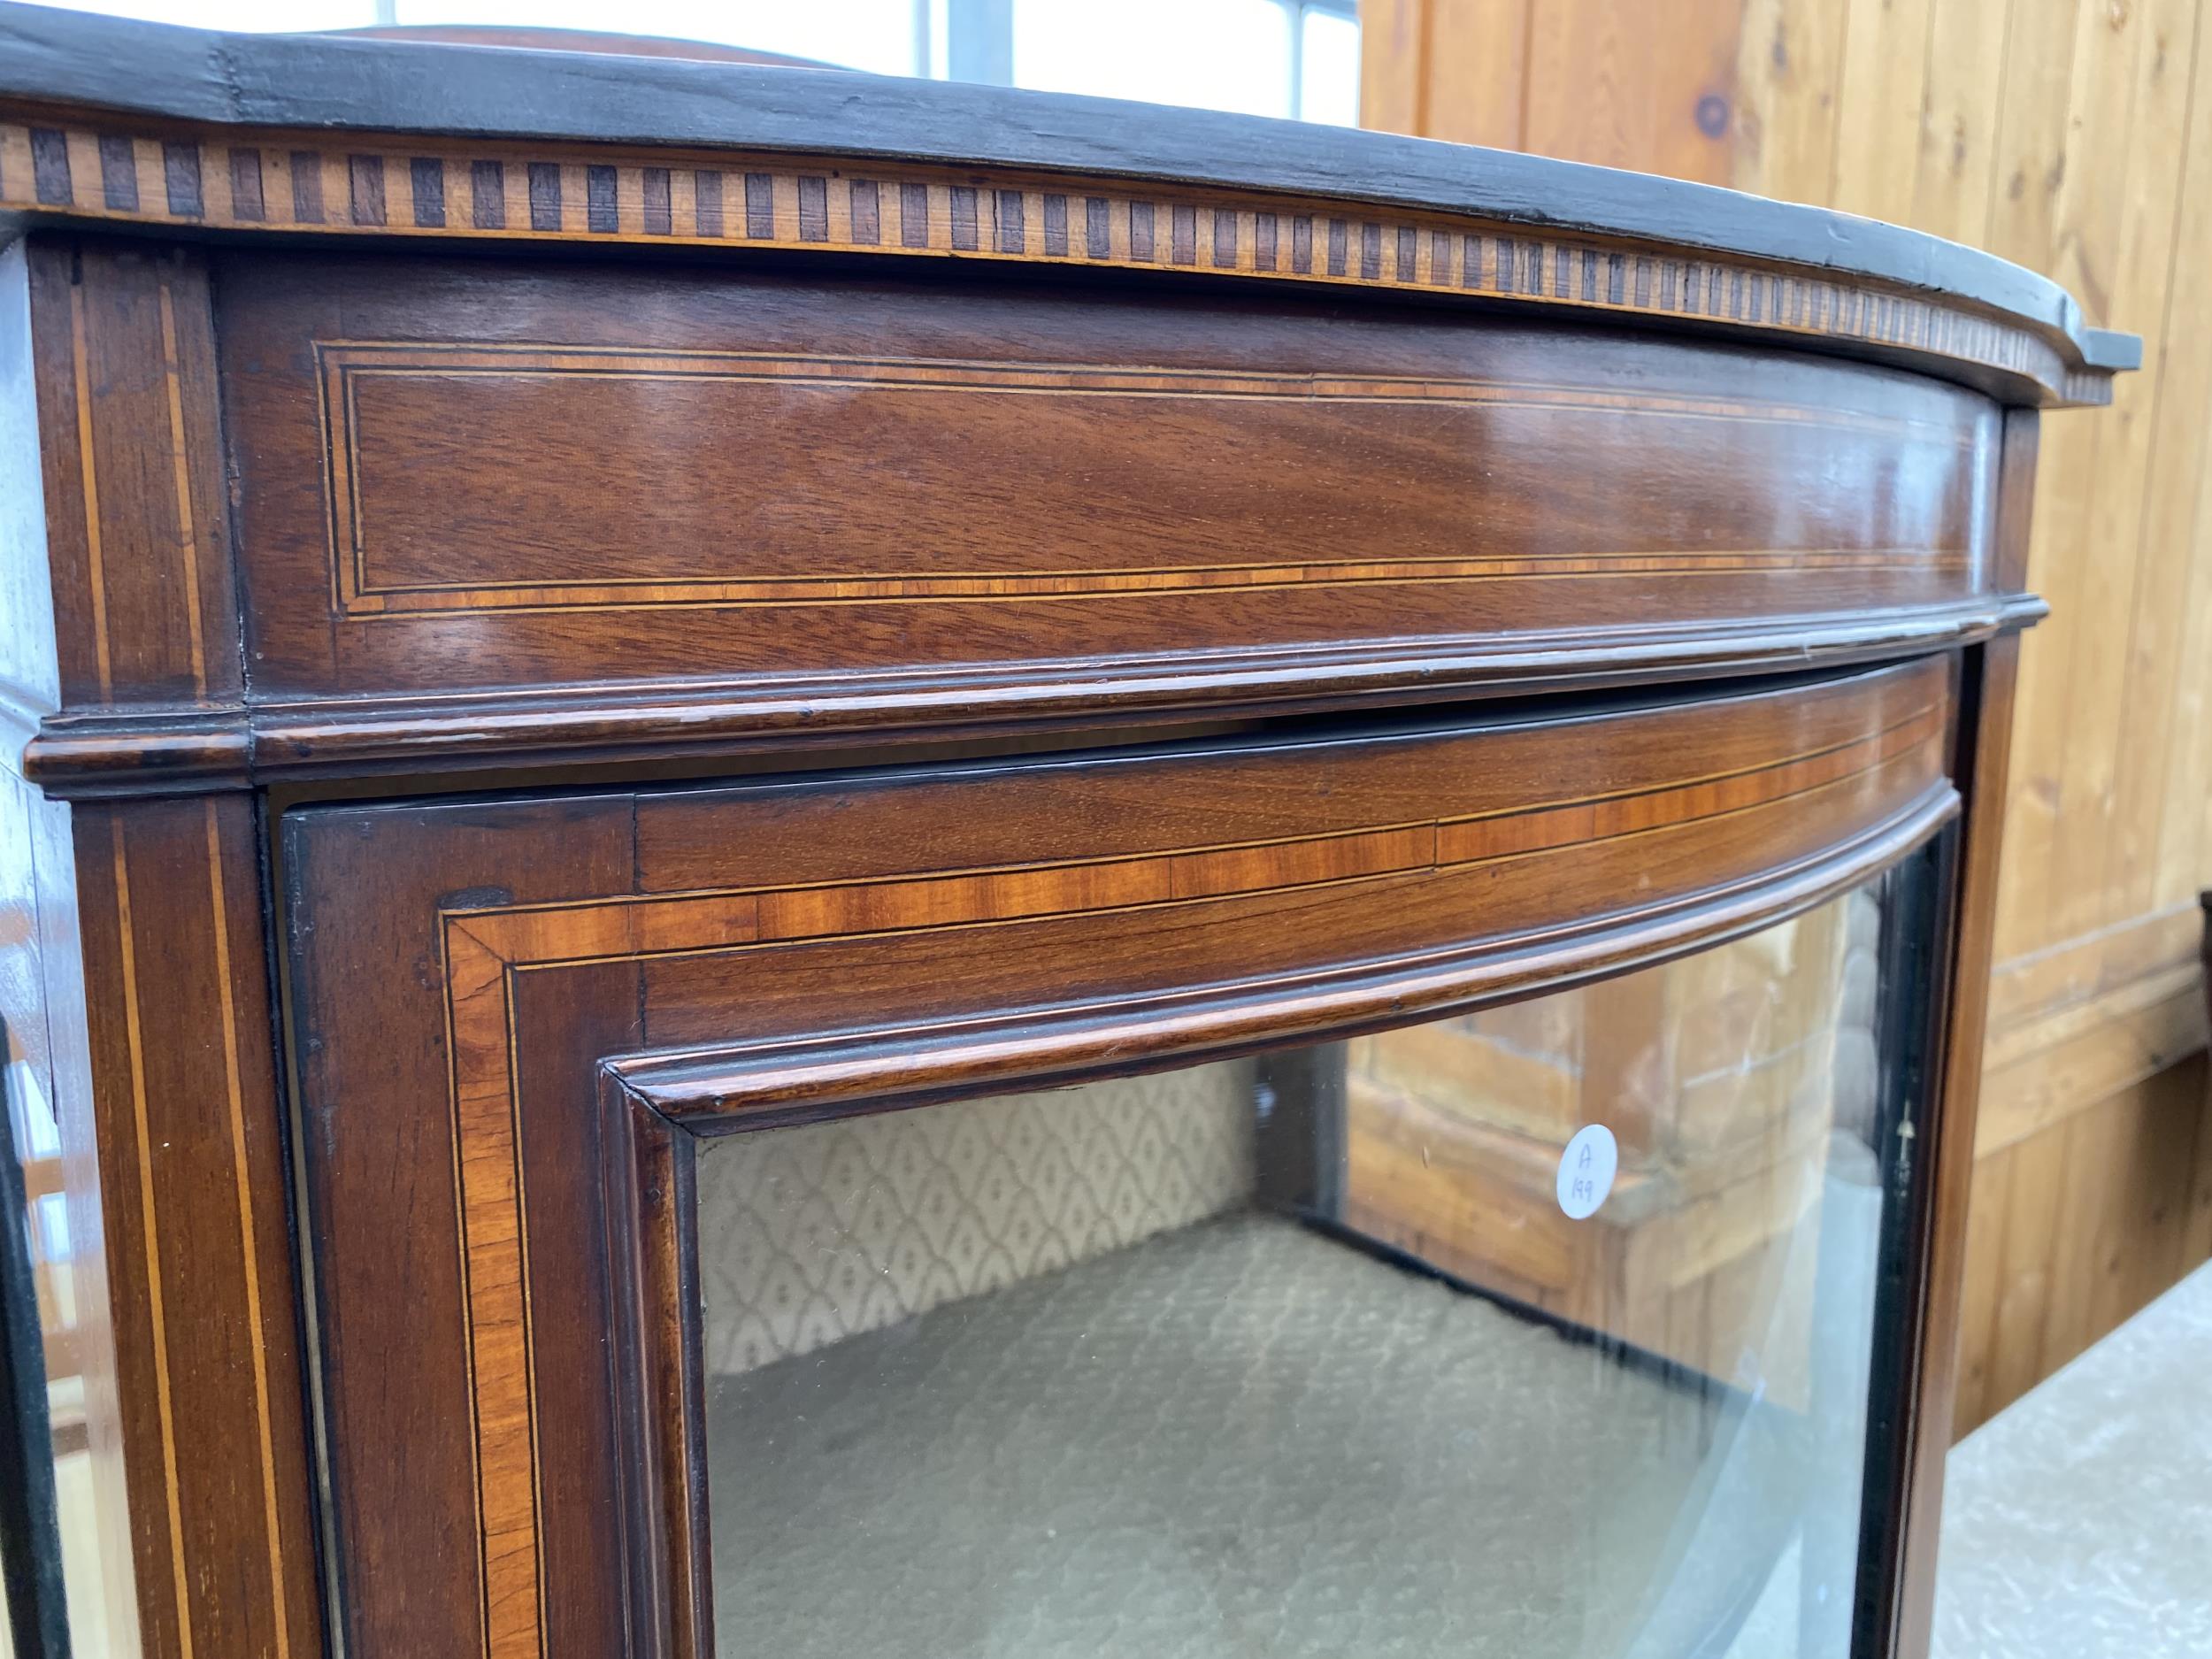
(311, 340, 1982, 619)
(692, 167, 720, 237)
(418, 667, 1947, 1659)
(288, 150, 319, 222)
(28, 125, 68, 203)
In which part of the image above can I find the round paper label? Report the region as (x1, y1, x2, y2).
(1555, 1124, 1619, 1220)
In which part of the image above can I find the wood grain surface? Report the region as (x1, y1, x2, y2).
(1363, 0, 2209, 1523)
(284, 659, 1951, 1659)
(65, 796, 320, 1659)
(4, 234, 319, 1659)
(1360, 11, 2208, 1652)
(20, 242, 239, 715)
(0, 12, 2132, 1659)
(1, 230, 2044, 795)
(181, 246, 2004, 764)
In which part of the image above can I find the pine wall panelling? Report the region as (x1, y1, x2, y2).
(1361, 0, 2212, 1433)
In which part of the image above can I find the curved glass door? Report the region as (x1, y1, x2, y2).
(692, 854, 1941, 1658)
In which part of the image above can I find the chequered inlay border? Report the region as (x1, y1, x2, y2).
(0, 117, 2110, 406)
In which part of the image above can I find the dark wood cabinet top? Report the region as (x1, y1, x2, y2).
(0, 4, 2131, 799)
(0, 2, 2132, 409)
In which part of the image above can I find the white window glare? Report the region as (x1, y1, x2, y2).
(388, 0, 926, 74)
(32, 0, 376, 27)
(1014, 0, 1294, 119)
(35, 0, 1359, 122)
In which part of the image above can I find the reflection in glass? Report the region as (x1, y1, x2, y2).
(697, 873, 1924, 1657)
(4, 1018, 124, 1659)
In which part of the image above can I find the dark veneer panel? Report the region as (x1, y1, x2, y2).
(283, 660, 1951, 1659)
(218, 250, 2001, 703)
(25, 242, 241, 712)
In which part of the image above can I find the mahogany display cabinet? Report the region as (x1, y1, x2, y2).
(0, 8, 2136, 1659)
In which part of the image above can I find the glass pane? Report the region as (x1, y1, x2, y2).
(1298, 8, 1362, 126)
(697, 871, 1927, 1657)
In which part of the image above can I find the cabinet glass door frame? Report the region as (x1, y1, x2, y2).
(601, 837, 1955, 1659)
(280, 657, 1963, 1659)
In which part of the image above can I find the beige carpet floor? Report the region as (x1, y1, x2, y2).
(707, 1211, 1810, 1658)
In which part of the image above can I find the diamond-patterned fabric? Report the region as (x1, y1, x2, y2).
(706, 1213, 1806, 1658)
(695, 1062, 1256, 1373)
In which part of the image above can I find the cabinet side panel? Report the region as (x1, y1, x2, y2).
(1890, 407, 2039, 1659)
(282, 794, 637, 1659)
(69, 795, 319, 1659)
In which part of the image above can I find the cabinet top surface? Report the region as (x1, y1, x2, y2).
(0, 1, 2133, 405)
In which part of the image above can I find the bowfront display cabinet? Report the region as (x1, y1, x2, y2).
(0, 9, 2134, 1659)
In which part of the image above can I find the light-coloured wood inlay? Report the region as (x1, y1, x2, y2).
(0, 113, 2108, 404)
(105, 818, 195, 1659)
(429, 688, 1944, 1656)
(313, 340, 1979, 619)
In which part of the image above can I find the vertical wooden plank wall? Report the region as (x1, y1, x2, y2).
(1363, 0, 2212, 1436)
